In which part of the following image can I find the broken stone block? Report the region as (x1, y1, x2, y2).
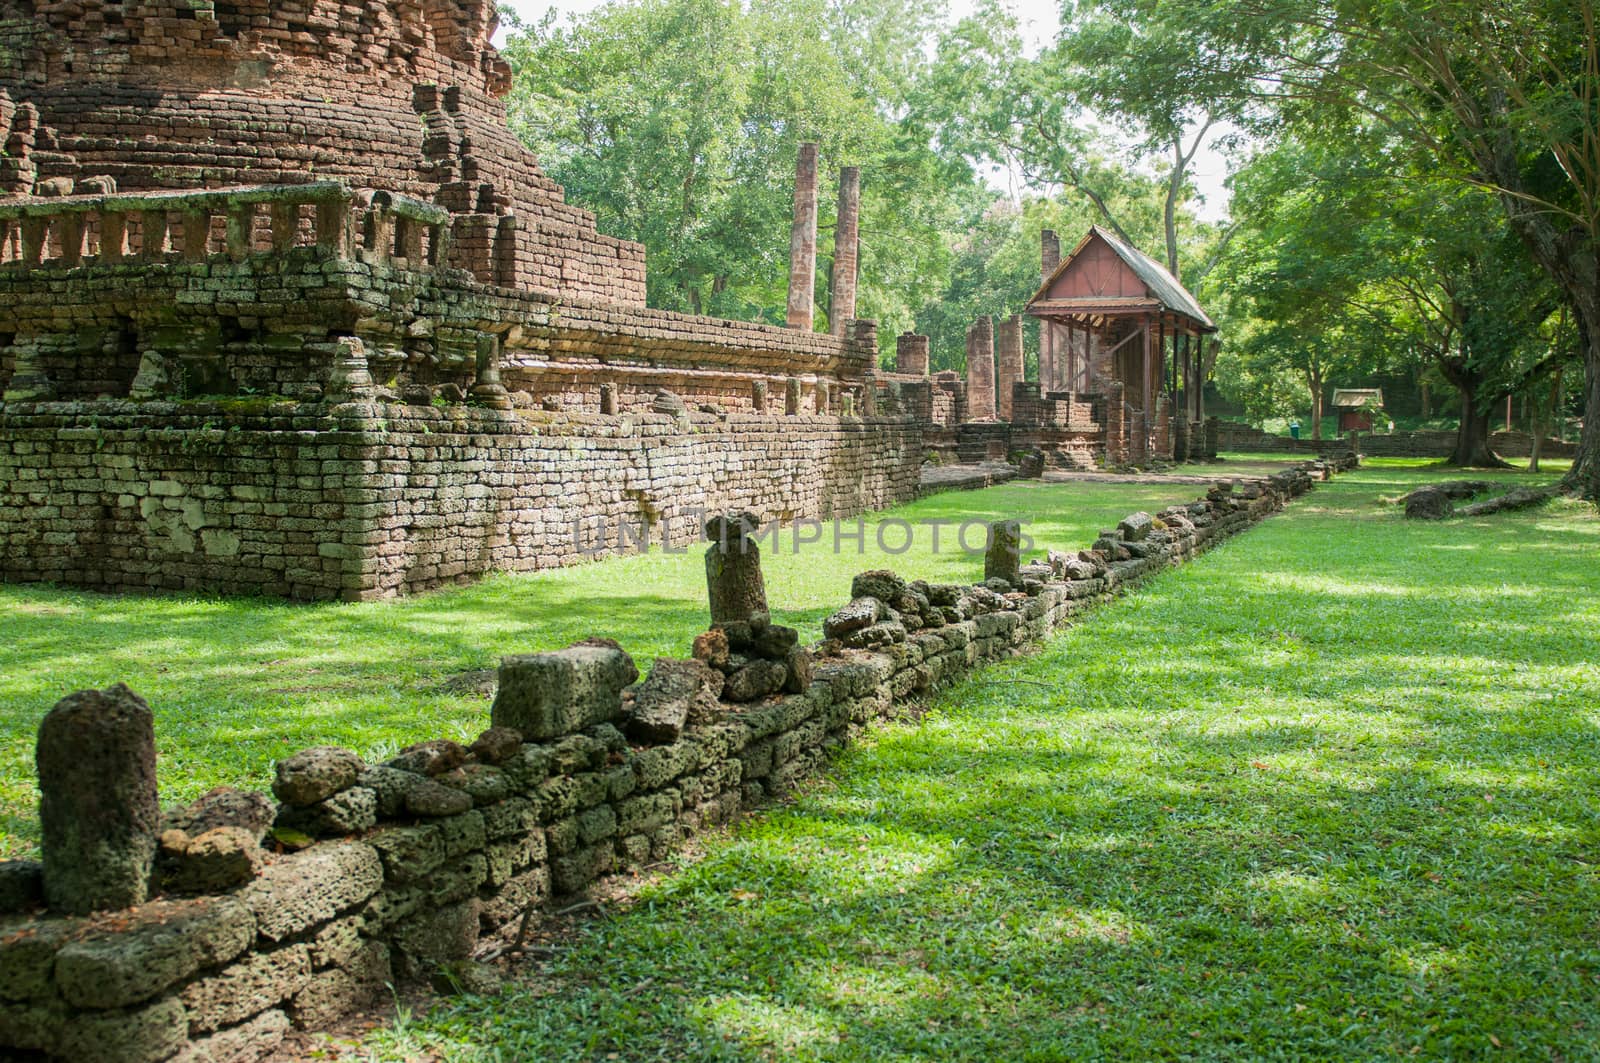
(274, 785, 378, 837)
(983, 520, 1022, 585)
(1117, 511, 1154, 541)
(722, 659, 789, 703)
(393, 899, 480, 978)
(162, 787, 276, 844)
(159, 826, 264, 894)
(272, 746, 364, 807)
(179, 942, 311, 1033)
(492, 642, 639, 740)
(824, 597, 885, 639)
(54, 895, 255, 1009)
(850, 570, 906, 602)
(404, 777, 474, 817)
(240, 842, 383, 943)
(691, 628, 731, 670)
(783, 647, 814, 694)
(626, 658, 724, 744)
(387, 739, 469, 777)
(37, 683, 160, 915)
(357, 765, 414, 817)
(467, 727, 523, 765)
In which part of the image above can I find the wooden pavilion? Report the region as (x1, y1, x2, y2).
(1025, 226, 1216, 461)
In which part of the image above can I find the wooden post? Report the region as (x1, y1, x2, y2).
(1142, 319, 1153, 460)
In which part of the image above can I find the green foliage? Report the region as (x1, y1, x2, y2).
(359, 462, 1596, 1059)
(500, 0, 966, 337)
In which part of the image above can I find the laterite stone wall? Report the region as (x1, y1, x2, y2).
(0, 456, 1356, 1062)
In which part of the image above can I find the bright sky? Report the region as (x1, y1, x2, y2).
(496, 0, 1233, 221)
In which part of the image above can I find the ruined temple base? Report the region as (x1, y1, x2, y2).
(0, 402, 921, 600)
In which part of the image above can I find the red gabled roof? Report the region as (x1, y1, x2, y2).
(1026, 226, 1215, 331)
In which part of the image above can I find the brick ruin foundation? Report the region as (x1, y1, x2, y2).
(0, 455, 1357, 1062)
(0, 1, 917, 600)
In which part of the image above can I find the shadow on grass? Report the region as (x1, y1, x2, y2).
(360, 461, 1600, 1060)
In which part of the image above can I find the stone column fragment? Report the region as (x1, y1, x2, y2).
(829, 166, 860, 336)
(984, 520, 1022, 585)
(998, 315, 1024, 421)
(704, 512, 770, 627)
(37, 683, 160, 914)
(965, 316, 995, 421)
(1040, 230, 1062, 391)
(895, 332, 929, 376)
(786, 143, 819, 331)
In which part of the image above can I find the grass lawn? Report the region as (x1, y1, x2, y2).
(356, 460, 1600, 1061)
(0, 479, 1193, 858)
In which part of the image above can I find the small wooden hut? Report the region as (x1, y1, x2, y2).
(1332, 388, 1384, 432)
(1026, 226, 1216, 461)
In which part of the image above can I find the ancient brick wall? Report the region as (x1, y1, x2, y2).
(0, 0, 647, 304)
(0, 458, 1355, 1063)
(0, 402, 921, 600)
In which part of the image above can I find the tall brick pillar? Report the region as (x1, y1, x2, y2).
(965, 316, 995, 421)
(1040, 230, 1062, 392)
(997, 314, 1024, 421)
(829, 166, 860, 337)
(786, 142, 819, 331)
(895, 332, 930, 376)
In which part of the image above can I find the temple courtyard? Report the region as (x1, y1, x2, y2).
(3, 457, 1596, 1059)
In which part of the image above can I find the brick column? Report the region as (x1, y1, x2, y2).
(895, 332, 929, 376)
(998, 314, 1024, 421)
(965, 316, 995, 421)
(829, 166, 860, 337)
(1040, 230, 1061, 391)
(786, 142, 818, 331)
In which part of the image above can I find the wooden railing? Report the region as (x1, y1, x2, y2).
(0, 183, 452, 273)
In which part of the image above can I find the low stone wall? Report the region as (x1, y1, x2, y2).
(0, 454, 1356, 1062)
(0, 402, 921, 600)
(1216, 420, 1577, 460)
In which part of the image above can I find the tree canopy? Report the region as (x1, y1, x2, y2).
(500, 0, 1600, 495)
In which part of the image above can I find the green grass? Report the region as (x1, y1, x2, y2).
(0, 480, 1189, 858)
(356, 461, 1600, 1061)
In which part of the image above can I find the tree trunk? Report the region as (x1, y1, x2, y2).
(1308, 366, 1324, 441)
(1420, 376, 1431, 419)
(1480, 183, 1600, 496)
(1448, 385, 1511, 468)
(1566, 317, 1600, 498)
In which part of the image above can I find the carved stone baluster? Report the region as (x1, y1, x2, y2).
(316, 198, 351, 257)
(101, 211, 128, 263)
(225, 204, 253, 261)
(182, 211, 211, 260)
(270, 202, 299, 252)
(58, 213, 84, 268)
(138, 211, 168, 260)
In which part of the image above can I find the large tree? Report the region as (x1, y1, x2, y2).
(1216, 132, 1573, 463)
(1088, 0, 1600, 494)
